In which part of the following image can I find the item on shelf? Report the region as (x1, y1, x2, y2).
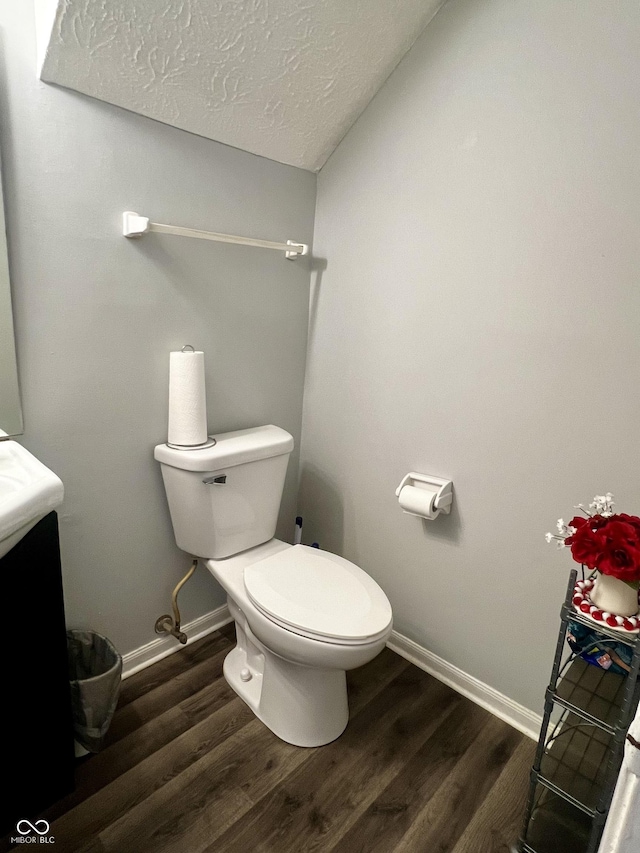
(572, 577, 640, 634)
(591, 571, 640, 618)
(545, 492, 640, 618)
(566, 619, 633, 675)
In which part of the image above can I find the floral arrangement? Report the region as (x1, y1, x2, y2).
(546, 493, 640, 586)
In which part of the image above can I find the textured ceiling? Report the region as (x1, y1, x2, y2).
(39, 0, 443, 172)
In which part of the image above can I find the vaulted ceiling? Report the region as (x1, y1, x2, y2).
(39, 0, 444, 172)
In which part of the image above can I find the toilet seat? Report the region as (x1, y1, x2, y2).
(244, 544, 392, 645)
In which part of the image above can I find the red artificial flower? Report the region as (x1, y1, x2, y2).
(595, 519, 640, 583)
(569, 517, 590, 530)
(586, 514, 613, 532)
(616, 513, 640, 535)
(550, 502, 640, 584)
(565, 517, 604, 570)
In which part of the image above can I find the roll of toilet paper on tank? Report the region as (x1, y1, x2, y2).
(167, 350, 208, 446)
(398, 485, 439, 520)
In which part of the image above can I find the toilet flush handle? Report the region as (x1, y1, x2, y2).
(202, 475, 227, 485)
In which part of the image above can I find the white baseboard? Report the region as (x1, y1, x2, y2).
(121, 611, 541, 740)
(387, 630, 542, 741)
(122, 604, 232, 680)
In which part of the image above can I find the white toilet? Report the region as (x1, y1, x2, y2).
(154, 424, 393, 747)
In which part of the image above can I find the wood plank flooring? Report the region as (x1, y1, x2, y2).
(3, 625, 534, 852)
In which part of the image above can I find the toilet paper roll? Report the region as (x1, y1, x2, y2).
(397, 485, 439, 520)
(167, 350, 208, 446)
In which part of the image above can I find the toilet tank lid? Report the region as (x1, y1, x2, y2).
(154, 425, 294, 472)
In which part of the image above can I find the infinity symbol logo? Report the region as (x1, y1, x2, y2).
(16, 819, 50, 835)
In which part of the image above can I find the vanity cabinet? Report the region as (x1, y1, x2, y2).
(0, 511, 75, 836)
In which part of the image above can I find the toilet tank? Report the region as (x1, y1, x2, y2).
(154, 425, 294, 560)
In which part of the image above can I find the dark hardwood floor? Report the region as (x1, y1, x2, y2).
(4, 624, 534, 852)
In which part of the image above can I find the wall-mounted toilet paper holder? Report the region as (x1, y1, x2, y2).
(395, 472, 453, 520)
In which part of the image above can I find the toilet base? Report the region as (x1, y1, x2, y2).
(224, 625, 349, 748)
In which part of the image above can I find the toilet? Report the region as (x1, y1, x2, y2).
(154, 424, 393, 747)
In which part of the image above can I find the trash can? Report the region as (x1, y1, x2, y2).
(67, 630, 122, 756)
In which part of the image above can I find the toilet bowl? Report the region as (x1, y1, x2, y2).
(207, 538, 392, 746)
(154, 425, 393, 747)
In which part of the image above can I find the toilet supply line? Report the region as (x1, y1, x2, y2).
(154, 559, 198, 644)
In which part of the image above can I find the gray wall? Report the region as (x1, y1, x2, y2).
(4, 0, 640, 718)
(301, 0, 640, 713)
(0, 0, 315, 656)
(0, 156, 22, 436)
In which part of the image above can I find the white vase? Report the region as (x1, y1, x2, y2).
(591, 572, 640, 617)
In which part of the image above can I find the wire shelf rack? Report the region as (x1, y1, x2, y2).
(517, 569, 640, 853)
